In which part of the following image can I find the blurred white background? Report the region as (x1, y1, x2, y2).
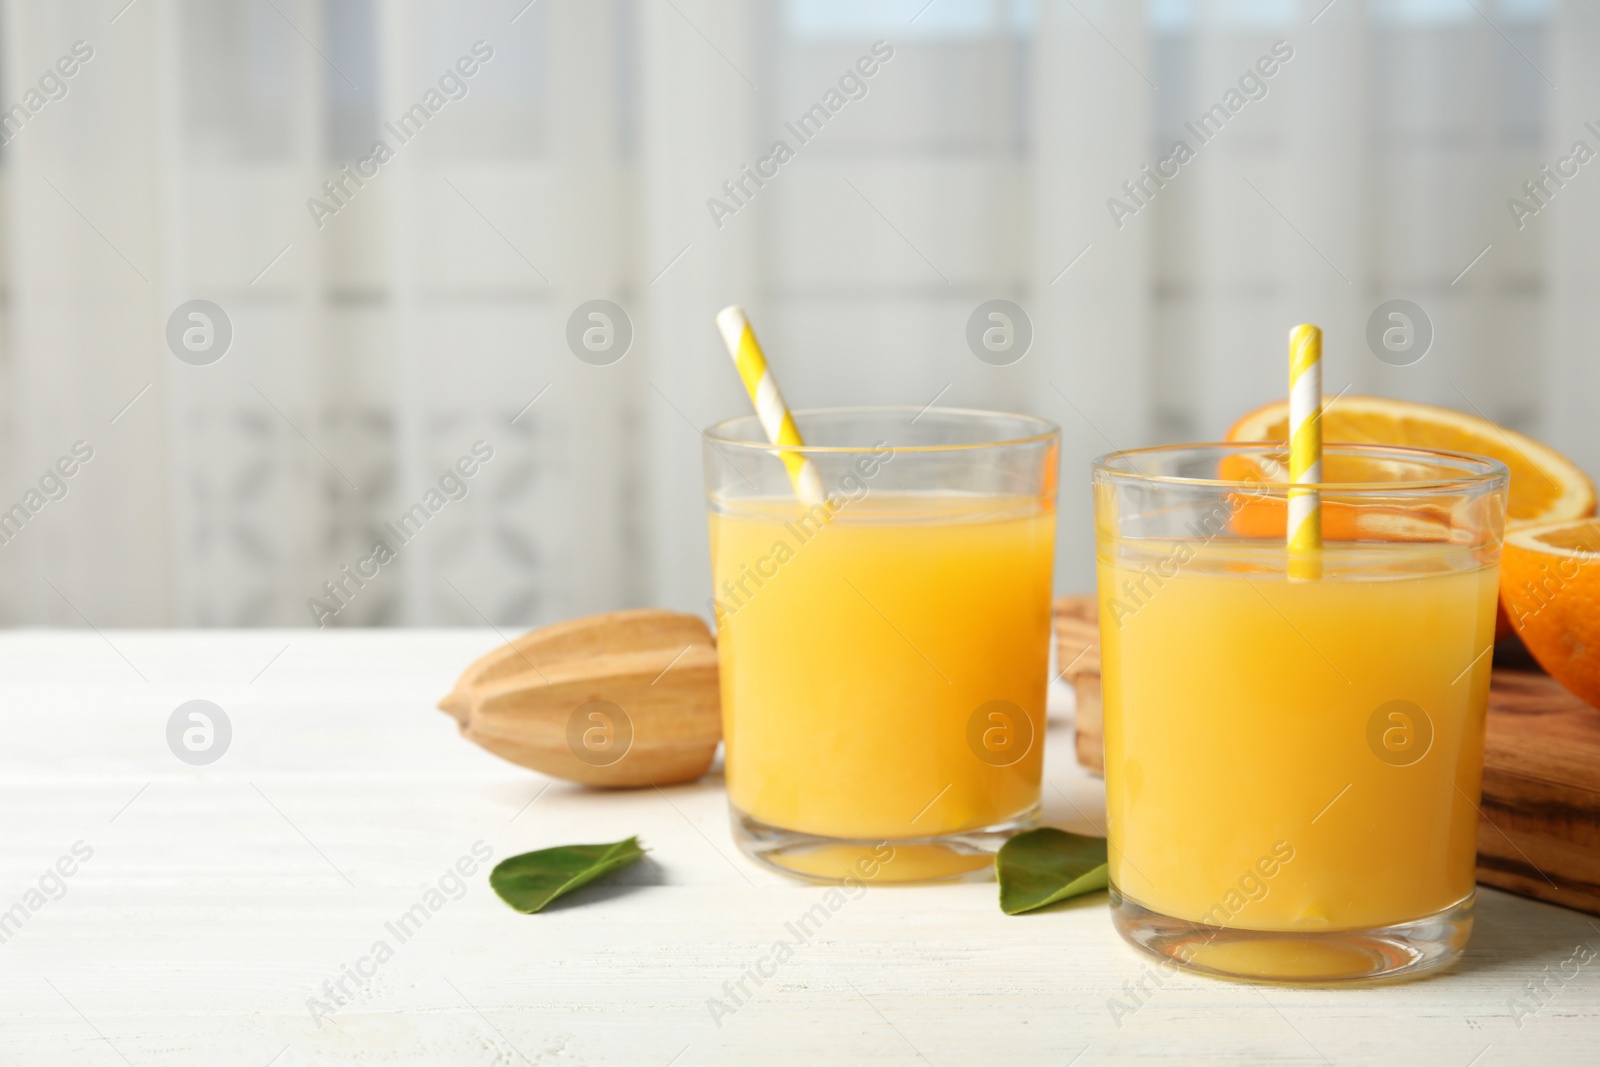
(0, 0, 1592, 627)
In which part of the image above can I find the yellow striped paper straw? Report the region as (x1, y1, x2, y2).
(715, 306, 827, 507)
(1287, 323, 1323, 581)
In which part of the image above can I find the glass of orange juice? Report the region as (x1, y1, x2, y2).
(704, 407, 1059, 883)
(1094, 442, 1508, 982)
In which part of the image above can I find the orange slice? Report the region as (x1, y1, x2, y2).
(1226, 395, 1595, 524)
(1227, 395, 1595, 641)
(1501, 518, 1600, 709)
(1217, 447, 1453, 542)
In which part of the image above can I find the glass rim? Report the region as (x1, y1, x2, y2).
(703, 405, 1060, 454)
(1093, 441, 1510, 493)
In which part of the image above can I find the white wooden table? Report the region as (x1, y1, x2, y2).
(1, 630, 1596, 1066)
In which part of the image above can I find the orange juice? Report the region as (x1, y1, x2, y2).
(711, 492, 1055, 842)
(1099, 539, 1498, 933)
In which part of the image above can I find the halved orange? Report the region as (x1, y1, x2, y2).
(1226, 395, 1595, 524)
(1501, 518, 1600, 709)
(1215, 452, 1456, 543)
(1226, 395, 1595, 641)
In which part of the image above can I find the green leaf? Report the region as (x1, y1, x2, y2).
(490, 837, 647, 914)
(996, 827, 1109, 915)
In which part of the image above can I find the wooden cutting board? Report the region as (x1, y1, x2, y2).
(1054, 595, 1600, 917)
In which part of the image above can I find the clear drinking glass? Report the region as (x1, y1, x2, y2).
(1093, 443, 1508, 983)
(703, 407, 1059, 884)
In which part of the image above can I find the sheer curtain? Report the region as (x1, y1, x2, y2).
(0, 0, 1582, 627)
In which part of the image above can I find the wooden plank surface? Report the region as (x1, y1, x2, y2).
(1477, 668, 1600, 916)
(1057, 596, 1600, 918)
(0, 629, 1597, 1065)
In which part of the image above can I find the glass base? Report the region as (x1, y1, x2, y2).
(1110, 884, 1475, 985)
(730, 804, 1041, 885)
